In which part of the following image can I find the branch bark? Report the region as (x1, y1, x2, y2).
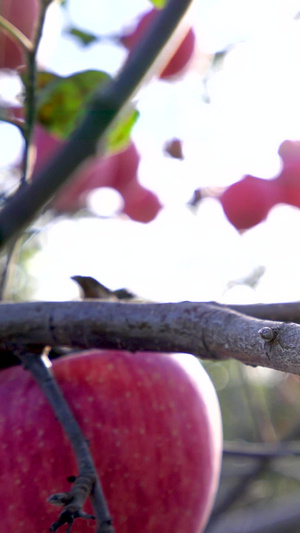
(2, 300, 300, 374)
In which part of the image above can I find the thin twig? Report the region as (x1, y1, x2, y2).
(223, 440, 300, 458)
(0, 15, 33, 53)
(0, 2, 51, 299)
(21, 0, 51, 183)
(15, 347, 114, 533)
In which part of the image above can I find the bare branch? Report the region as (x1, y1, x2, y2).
(224, 440, 300, 458)
(2, 300, 300, 374)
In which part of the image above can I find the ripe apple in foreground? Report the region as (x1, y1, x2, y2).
(0, 0, 39, 69)
(0, 350, 222, 532)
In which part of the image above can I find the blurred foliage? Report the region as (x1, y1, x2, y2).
(64, 26, 99, 47)
(106, 108, 139, 153)
(35, 70, 111, 139)
(203, 359, 300, 531)
(148, 0, 166, 8)
(31, 70, 139, 153)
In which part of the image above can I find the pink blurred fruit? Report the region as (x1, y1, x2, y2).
(0, 0, 39, 69)
(275, 139, 300, 207)
(278, 139, 300, 166)
(120, 8, 196, 80)
(122, 181, 162, 223)
(220, 175, 281, 230)
(32, 126, 162, 223)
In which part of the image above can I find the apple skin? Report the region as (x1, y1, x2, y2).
(0, 350, 222, 532)
(120, 9, 196, 80)
(0, 0, 39, 69)
(220, 175, 282, 230)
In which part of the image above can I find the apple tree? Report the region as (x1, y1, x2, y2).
(1, 1, 300, 532)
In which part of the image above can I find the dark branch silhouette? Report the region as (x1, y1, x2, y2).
(0, 0, 194, 250)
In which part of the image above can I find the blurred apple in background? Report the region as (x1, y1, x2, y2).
(275, 139, 300, 208)
(0, 0, 39, 70)
(278, 139, 300, 166)
(219, 139, 300, 230)
(220, 175, 281, 231)
(120, 8, 196, 80)
(32, 126, 162, 222)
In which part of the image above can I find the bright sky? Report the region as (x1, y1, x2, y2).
(3, 0, 300, 304)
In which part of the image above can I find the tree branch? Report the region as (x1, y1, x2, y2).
(0, 0, 194, 250)
(230, 301, 300, 323)
(224, 440, 300, 458)
(2, 300, 300, 374)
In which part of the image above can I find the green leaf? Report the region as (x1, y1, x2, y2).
(148, 0, 166, 8)
(106, 109, 139, 153)
(35, 70, 111, 139)
(64, 26, 99, 47)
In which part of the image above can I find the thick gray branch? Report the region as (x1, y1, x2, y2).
(2, 300, 300, 375)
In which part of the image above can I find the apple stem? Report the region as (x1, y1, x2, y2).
(14, 346, 114, 533)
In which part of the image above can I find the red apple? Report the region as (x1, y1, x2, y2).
(51, 155, 119, 213)
(275, 140, 300, 208)
(278, 139, 300, 166)
(83, 141, 140, 196)
(32, 126, 162, 222)
(120, 9, 196, 80)
(0, 350, 222, 532)
(220, 175, 281, 230)
(122, 180, 162, 223)
(274, 164, 300, 208)
(0, 0, 39, 69)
